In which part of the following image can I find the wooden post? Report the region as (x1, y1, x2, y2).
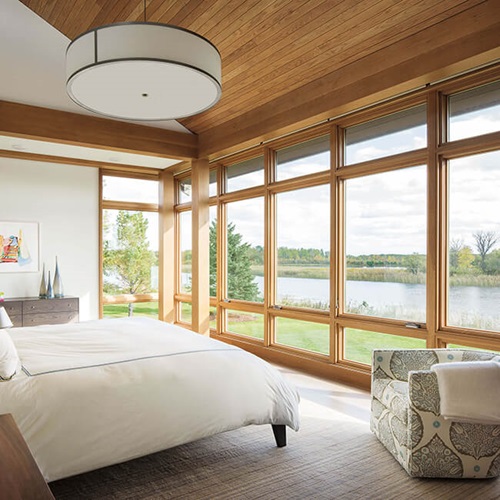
(191, 158, 210, 334)
(159, 170, 175, 323)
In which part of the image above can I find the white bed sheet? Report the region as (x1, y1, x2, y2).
(0, 317, 300, 481)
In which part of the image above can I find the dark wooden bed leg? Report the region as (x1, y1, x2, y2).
(272, 424, 286, 447)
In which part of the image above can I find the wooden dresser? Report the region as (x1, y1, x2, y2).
(1, 297, 79, 328)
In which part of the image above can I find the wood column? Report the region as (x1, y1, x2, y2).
(159, 170, 175, 323)
(191, 158, 210, 335)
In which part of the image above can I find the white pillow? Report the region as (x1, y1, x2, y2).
(0, 330, 19, 380)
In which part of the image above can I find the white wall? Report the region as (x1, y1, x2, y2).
(0, 158, 99, 320)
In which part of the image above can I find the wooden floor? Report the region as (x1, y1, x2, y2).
(50, 363, 500, 499)
(275, 363, 371, 423)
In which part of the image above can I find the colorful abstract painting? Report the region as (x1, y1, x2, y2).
(0, 222, 39, 273)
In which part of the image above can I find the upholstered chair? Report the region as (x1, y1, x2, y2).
(371, 349, 500, 478)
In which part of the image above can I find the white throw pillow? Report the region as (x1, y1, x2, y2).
(0, 330, 19, 380)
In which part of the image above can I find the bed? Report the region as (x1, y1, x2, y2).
(0, 317, 300, 481)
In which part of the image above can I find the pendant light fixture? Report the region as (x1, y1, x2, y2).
(65, 1, 221, 121)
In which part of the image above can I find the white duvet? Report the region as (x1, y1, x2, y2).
(0, 317, 300, 481)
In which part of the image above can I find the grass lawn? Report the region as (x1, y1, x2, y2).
(103, 302, 425, 365)
(103, 302, 159, 318)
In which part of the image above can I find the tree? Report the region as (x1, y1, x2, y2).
(209, 220, 259, 301)
(404, 253, 426, 275)
(449, 239, 474, 275)
(103, 211, 156, 316)
(473, 230, 498, 273)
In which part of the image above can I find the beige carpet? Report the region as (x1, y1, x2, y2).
(49, 395, 500, 500)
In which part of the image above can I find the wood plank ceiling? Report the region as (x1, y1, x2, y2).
(20, 0, 500, 158)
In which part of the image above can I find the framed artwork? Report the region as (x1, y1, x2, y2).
(0, 221, 39, 273)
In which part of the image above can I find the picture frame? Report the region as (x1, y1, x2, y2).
(0, 221, 39, 273)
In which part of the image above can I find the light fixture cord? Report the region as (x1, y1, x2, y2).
(144, 0, 146, 22)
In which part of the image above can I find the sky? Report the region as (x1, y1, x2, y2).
(108, 100, 500, 258)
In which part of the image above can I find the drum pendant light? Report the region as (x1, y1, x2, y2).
(65, 3, 221, 121)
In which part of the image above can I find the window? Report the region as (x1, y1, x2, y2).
(345, 105, 426, 164)
(209, 205, 217, 298)
(448, 80, 500, 142)
(276, 185, 330, 310)
(175, 72, 500, 380)
(179, 210, 192, 294)
(101, 173, 159, 319)
(178, 177, 192, 203)
(344, 166, 427, 322)
(209, 169, 217, 197)
(102, 175, 158, 203)
(276, 135, 330, 181)
(227, 310, 264, 340)
(226, 198, 264, 303)
(275, 317, 329, 355)
(226, 156, 264, 192)
(448, 151, 500, 331)
(344, 328, 425, 365)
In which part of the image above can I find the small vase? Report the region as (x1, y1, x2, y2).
(53, 256, 64, 298)
(46, 270, 54, 299)
(39, 263, 47, 299)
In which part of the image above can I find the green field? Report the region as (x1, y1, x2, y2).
(103, 302, 427, 365)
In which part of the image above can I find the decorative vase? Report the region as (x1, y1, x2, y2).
(53, 256, 64, 298)
(46, 270, 54, 299)
(39, 263, 47, 299)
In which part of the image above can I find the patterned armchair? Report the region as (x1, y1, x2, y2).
(371, 349, 500, 478)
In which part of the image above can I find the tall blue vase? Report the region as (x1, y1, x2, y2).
(46, 270, 54, 299)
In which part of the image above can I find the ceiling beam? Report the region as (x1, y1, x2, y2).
(0, 149, 163, 175)
(0, 101, 198, 160)
(199, 1, 500, 159)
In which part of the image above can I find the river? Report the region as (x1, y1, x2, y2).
(253, 275, 500, 329)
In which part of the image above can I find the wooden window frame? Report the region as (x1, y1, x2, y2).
(172, 65, 500, 389)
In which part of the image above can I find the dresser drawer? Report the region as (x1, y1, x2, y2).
(10, 315, 23, 328)
(22, 298, 79, 315)
(2, 301, 22, 316)
(22, 311, 79, 327)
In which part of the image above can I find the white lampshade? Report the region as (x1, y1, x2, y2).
(0, 307, 13, 329)
(66, 22, 222, 121)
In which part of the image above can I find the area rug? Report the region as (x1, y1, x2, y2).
(49, 398, 500, 499)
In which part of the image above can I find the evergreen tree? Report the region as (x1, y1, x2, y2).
(103, 211, 156, 315)
(209, 220, 259, 301)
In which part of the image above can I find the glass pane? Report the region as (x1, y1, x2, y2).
(227, 310, 263, 340)
(209, 306, 217, 330)
(276, 185, 330, 310)
(180, 302, 192, 324)
(179, 211, 192, 294)
(226, 198, 264, 302)
(226, 156, 264, 192)
(449, 80, 500, 142)
(448, 151, 500, 331)
(102, 302, 158, 319)
(275, 317, 329, 355)
(344, 328, 426, 365)
(345, 105, 426, 164)
(102, 209, 159, 296)
(209, 205, 217, 297)
(209, 169, 217, 197)
(345, 166, 427, 322)
(178, 177, 192, 203)
(447, 343, 500, 354)
(102, 176, 158, 204)
(276, 135, 330, 181)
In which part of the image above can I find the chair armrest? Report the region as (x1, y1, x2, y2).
(372, 349, 441, 382)
(408, 370, 441, 415)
